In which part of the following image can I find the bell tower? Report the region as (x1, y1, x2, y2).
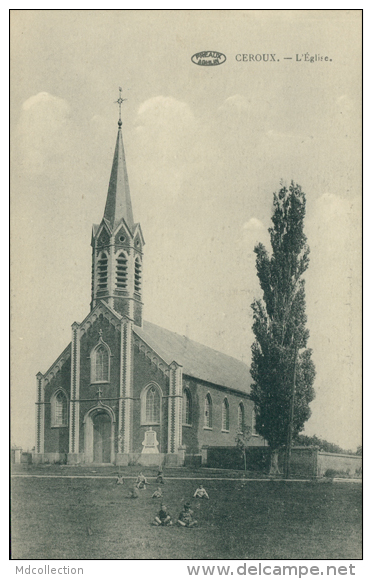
(91, 89, 144, 326)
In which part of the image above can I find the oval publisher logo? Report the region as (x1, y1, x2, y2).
(191, 51, 226, 66)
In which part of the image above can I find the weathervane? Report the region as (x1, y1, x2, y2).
(115, 87, 127, 127)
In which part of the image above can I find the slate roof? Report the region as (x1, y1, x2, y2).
(134, 320, 252, 395)
(103, 126, 134, 231)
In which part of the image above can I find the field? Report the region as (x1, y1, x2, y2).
(11, 466, 362, 560)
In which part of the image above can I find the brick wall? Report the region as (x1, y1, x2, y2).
(132, 346, 169, 454)
(182, 376, 264, 455)
(206, 446, 270, 470)
(43, 357, 71, 454)
(79, 315, 121, 402)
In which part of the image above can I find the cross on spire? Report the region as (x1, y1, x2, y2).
(114, 87, 127, 128)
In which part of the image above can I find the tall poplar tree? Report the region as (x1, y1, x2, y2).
(250, 182, 316, 472)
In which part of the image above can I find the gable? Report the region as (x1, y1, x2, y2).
(43, 343, 71, 386)
(133, 333, 170, 377)
(113, 220, 133, 245)
(94, 219, 112, 249)
(132, 223, 145, 249)
(79, 300, 123, 337)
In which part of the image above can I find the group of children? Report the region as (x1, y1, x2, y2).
(116, 468, 209, 528)
(153, 501, 197, 528)
(153, 481, 210, 528)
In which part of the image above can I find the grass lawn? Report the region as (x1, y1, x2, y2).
(11, 470, 362, 560)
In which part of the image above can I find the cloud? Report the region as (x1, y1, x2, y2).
(131, 96, 201, 205)
(304, 191, 361, 449)
(240, 217, 269, 251)
(90, 114, 107, 131)
(307, 192, 359, 259)
(138, 96, 195, 121)
(335, 94, 355, 118)
(219, 94, 250, 112)
(243, 217, 265, 231)
(15, 92, 72, 176)
(136, 96, 197, 145)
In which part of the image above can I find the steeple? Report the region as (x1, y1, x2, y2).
(90, 89, 145, 326)
(103, 88, 134, 231)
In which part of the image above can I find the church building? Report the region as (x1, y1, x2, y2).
(35, 101, 264, 466)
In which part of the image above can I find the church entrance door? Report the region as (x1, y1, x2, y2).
(93, 412, 111, 463)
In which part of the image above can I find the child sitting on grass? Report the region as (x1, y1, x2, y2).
(128, 485, 139, 499)
(136, 472, 148, 489)
(152, 487, 163, 498)
(193, 484, 209, 499)
(177, 502, 197, 527)
(153, 504, 172, 526)
(156, 468, 165, 484)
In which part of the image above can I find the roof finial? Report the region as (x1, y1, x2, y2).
(114, 87, 126, 128)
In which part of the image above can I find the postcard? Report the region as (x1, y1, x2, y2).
(10, 9, 362, 567)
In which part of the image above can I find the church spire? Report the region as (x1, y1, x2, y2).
(103, 88, 134, 231)
(91, 89, 144, 327)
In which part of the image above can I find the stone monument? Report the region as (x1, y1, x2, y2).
(141, 427, 159, 454)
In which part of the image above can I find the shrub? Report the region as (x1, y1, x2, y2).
(324, 468, 352, 479)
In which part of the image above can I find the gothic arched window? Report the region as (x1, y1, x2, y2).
(97, 252, 108, 291)
(238, 402, 245, 433)
(91, 342, 110, 383)
(51, 390, 68, 427)
(116, 252, 128, 289)
(222, 398, 229, 431)
(252, 409, 257, 435)
(183, 388, 192, 425)
(142, 384, 161, 424)
(204, 394, 212, 428)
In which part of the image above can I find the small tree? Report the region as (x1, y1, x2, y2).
(250, 182, 316, 474)
(235, 425, 252, 471)
(294, 433, 348, 454)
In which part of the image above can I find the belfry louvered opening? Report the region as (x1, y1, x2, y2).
(97, 252, 108, 291)
(116, 252, 128, 289)
(134, 257, 142, 294)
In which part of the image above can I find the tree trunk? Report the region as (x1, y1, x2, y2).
(243, 450, 247, 471)
(269, 448, 281, 475)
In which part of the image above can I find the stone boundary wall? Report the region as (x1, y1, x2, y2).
(317, 451, 362, 476)
(203, 445, 362, 478)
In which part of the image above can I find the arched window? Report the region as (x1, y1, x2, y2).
(97, 252, 108, 291)
(143, 385, 161, 424)
(238, 402, 245, 433)
(222, 398, 229, 431)
(134, 257, 142, 294)
(183, 388, 192, 425)
(252, 409, 257, 435)
(116, 252, 128, 289)
(51, 390, 68, 427)
(204, 394, 212, 428)
(91, 342, 110, 383)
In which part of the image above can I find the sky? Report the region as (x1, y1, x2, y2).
(10, 10, 362, 452)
